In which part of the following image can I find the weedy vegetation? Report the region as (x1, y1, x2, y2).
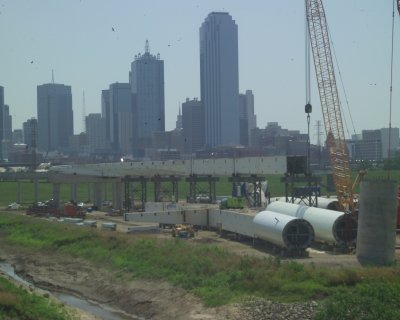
(1, 212, 400, 319)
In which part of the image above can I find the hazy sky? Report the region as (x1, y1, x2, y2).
(0, 0, 399, 143)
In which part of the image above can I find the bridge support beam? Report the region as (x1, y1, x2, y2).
(93, 182, 102, 209)
(113, 182, 122, 211)
(52, 183, 61, 207)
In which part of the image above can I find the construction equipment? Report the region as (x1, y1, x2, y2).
(171, 224, 195, 238)
(219, 197, 245, 210)
(26, 200, 85, 219)
(305, 0, 355, 213)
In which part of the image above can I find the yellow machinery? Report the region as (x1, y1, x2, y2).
(172, 224, 195, 238)
(305, 0, 355, 213)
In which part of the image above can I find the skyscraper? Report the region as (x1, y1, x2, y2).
(3, 105, 12, 142)
(23, 118, 38, 148)
(109, 82, 132, 154)
(182, 98, 204, 154)
(86, 113, 106, 153)
(200, 12, 240, 148)
(37, 83, 73, 152)
(101, 89, 111, 141)
(239, 90, 257, 146)
(130, 40, 165, 156)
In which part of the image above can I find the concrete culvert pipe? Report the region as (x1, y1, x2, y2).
(253, 211, 314, 250)
(267, 202, 357, 244)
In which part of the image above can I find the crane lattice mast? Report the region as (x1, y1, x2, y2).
(305, 0, 354, 212)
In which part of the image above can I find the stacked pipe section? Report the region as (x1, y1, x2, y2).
(266, 202, 357, 244)
(253, 211, 314, 251)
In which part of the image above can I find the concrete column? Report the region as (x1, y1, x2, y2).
(93, 183, 102, 209)
(113, 182, 122, 211)
(52, 183, 61, 207)
(87, 183, 91, 202)
(104, 183, 108, 201)
(70, 183, 78, 202)
(357, 180, 398, 266)
(33, 178, 39, 203)
(16, 181, 21, 203)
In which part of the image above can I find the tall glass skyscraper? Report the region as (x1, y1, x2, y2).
(37, 83, 73, 152)
(130, 40, 165, 157)
(200, 12, 240, 148)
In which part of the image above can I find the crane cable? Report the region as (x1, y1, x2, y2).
(326, 25, 357, 138)
(388, 0, 398, 179)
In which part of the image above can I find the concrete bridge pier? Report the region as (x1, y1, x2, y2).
(70, 183, 78, 202)
(113, 182, 122, 211)
(34, 178, 39, 203)
(52, 183, 61, 207)
(16, 181, 21, 204)
(93, 182, 102, 209)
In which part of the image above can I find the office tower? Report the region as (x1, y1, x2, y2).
(200, 12, 240, 148)
(109, 82, 132, 154)
(101, 89, 111, 140)
(37, 83, 73, 152)
(3, 105, 12, 142)
(85, 113, 106, 153)
(182, 98, 204, 154)
(12, 129, 23, 144)
(23, 118, 38, 148)
(175, 107, 183, 130)
(381, 127, 400, 159)
(239, 90, 257, 146)
(130, 40, 165, 156)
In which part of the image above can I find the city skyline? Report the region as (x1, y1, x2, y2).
(0, 1, 399, 143)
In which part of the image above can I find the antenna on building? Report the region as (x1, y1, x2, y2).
(51, 69, 55, 84)
(145, 39, 150, 53)
(82, 90, 86, 133)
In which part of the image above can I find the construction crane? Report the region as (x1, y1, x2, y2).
(305, 0, 354, 213)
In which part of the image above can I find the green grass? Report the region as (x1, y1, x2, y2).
(1, 213, 400, 311)
(0, 275, 69, 320)
(314, 280, 400, 320)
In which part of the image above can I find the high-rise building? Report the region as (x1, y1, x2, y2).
(109, 82, 132, 154)
(200, 12, 240, 148)
(101, 89, 111, 140)
(37, 83, 73, 152)
(239, 90, 257, 147)
(23, 118, 38, 148)
(3, 105, 12, 142)
(182, 98, 204, 154)
(175, 107, 183, 130)
(86, 113, 106, 153)
(12, 129, 23, 144)
(381, 127, 399, 159)
(130, 40, 165, 156)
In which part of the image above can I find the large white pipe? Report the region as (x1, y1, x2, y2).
(271, 197, 339, 211)
(266, 202, 357, 244)
(315, 197, 340, 211)
(253, 211, 314, 250)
